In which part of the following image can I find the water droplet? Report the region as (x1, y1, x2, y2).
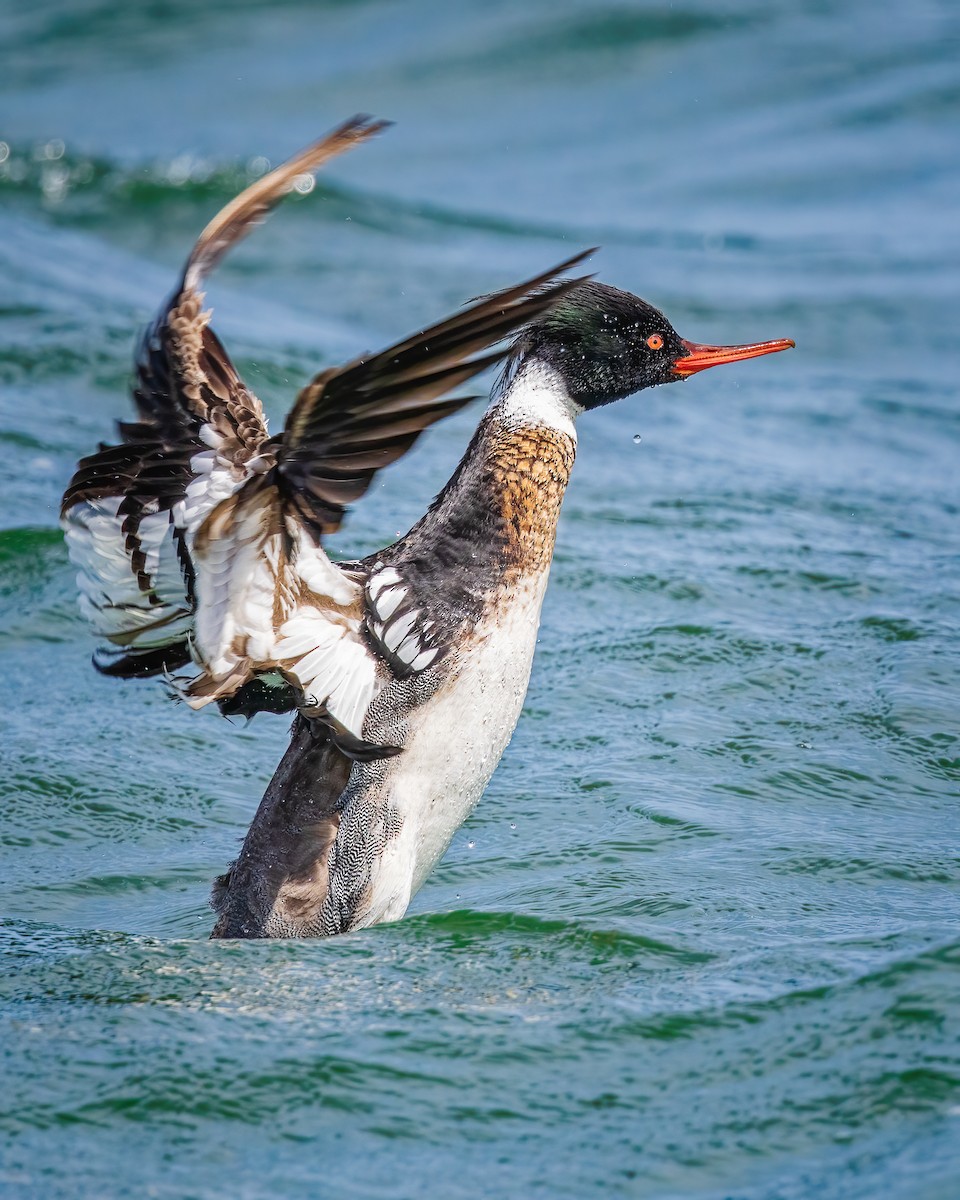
(0, 142, 9, 164)
(41, 163, 69, 204)
(632, 434, 642, 444)
(167, 154, 193, 186)
(292, 173, 315, 195)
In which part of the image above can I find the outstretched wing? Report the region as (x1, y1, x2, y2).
(62, 114, 592, 755)
(61, 116, 388, 679)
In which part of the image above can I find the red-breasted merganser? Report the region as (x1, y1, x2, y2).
(61, 117, 794, 939)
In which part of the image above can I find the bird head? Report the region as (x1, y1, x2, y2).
(512, 280, 794, 410)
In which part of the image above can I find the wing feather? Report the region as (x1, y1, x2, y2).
(61, 117, 387, 687)
(276, 250, 593, 535)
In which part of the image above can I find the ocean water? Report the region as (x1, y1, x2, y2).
(1, 0, 959, 1196)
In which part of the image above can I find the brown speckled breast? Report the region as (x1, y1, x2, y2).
(485, 425, 577, 574)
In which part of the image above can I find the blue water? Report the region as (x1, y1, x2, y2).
(2, 1, 959, 1196)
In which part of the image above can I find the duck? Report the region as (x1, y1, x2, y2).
(61, 116, 794, 939)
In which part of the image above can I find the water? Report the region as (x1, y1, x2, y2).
(1, 1, 959, 1196)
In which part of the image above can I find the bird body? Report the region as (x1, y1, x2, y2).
(211, 362, 580, 936)
(62, 117, 793, 938)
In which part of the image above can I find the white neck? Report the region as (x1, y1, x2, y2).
(489, 356, 582, 440)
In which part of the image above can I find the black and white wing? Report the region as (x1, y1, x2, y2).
(62, 115, 591, 755)
(61, 115, 388, 680)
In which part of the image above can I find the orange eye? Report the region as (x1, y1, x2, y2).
(646, 333, 664, 350)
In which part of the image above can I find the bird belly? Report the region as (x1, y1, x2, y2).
(359, 570, 551, 927)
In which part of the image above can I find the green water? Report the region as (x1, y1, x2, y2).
(1, 1, 959, 1196)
